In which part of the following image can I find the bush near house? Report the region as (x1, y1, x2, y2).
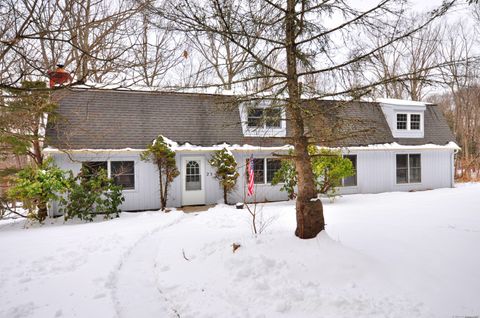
(272, 148, 355, 199)
(271, 154, 297, 200)
(7, 160, 124, 222)
(310, 147, 355, 198)
(60, 168, 124, 221)
(140, 136, 179, 211)
(7, 160, 68, 221)
(209, 148, 239, 204)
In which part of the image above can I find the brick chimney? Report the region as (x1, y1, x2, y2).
(47, 64, 72, 88)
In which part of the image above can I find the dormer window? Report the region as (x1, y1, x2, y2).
(240, 101, 286, 137)
(247, 107, 282, 129)
(395, 113, 423, 132)
(379, 99, 426, 139)
(410, 114, 420, 130)
(396, 114, 407, 130)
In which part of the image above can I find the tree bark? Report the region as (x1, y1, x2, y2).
(286, 0, 324, 239)
(223, 186, 228, 204)
(158, 161, 165, 210)
(163, 181, 168, 211)
(37, 201, 48, 222)
(32, 138, 43, 166)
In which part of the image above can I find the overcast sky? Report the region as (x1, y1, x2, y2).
(354, 0, 474, 24)
(358, 0, 457, 10)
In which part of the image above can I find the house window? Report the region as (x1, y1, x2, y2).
(266, 158, 282, 183)
(396, 113, 422, 131)
(247, 108, 263, 128)
(81, 160, 135, 190)
(396, 154, 421, 184)
(265, 108, 282, 128)
(252, 158, 265, 184)
(342, 155, 357, 187)
(396, 114, 407, 130)
(248, 158, 282, 184)
(410, 114, 421, 130)
(185, 160, 201, 191)
(82, 161, 107, 179)
(247, 107, 282, 129)
(111, 161, 135, 190)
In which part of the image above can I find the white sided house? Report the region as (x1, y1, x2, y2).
(45, 88, 458, 214)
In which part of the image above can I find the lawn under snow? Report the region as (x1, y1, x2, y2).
(1, 184, 480, 318)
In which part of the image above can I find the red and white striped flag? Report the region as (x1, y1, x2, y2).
(247, 155, 254, 196)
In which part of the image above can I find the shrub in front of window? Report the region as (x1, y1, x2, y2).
(60, 168, 124, 222)
(271, 151, 297, 200)
(272, 148, 355, 200)
(208, 148, 239, 205)
(7, 159, 69, 222)
(140, 136, 180, 211)
(311, 147, 355, 198)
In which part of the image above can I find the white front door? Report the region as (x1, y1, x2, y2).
(181, 157, 206, 206)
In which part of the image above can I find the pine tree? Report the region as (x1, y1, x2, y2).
(1, 81, 57, 220)
(209, 148, 239, 204)
(7, 160, 68, 221)
(0, 81, 56, 166)
(140, 136, 179, 211)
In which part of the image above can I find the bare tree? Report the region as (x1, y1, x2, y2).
(439, 22, 479, 159)
(185, 0, 256, 90)
(356, 13, 445, 101)
(128, 12, 182, 87)
(0, 0, 160, 87)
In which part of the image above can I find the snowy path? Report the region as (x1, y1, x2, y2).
(110, 215, 188, 318)
(0, 211, 184, 318)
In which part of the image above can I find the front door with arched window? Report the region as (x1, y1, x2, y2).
(181, 157, 206, 206)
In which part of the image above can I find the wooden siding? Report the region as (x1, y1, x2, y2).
(338, 149, 454, 195)
(49, 148, 454, 215)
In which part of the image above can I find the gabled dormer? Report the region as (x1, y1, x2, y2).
(378, 98, 426, 139)
(239, 101, 286, 137)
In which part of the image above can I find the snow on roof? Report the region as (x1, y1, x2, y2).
(344, 141, 460, 151)
(44, 141, 460, 154)
(69, 83, 437, 107)
(70, 82, 241, 96)
(376, 98, 432, 107)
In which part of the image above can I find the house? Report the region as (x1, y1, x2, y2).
(45, 88, 458, 214)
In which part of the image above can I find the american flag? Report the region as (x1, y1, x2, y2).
(247, 154, 254, 196)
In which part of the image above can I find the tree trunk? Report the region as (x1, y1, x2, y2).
(37, 201, 48, 222)
(158, 162, 165, 210)
(32, 138, 43, 166)
(223, 186, 228, 204)
(292, 136, 325, 238)
(162, 182, 168, 211)
(286, 0, 324, 239)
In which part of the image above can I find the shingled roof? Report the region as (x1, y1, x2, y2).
(45, 88, 455, 150)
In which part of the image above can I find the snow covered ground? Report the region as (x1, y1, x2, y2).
(1, 184, 479, 318)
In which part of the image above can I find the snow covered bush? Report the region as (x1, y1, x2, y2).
(208, 148, 239, 204)
(7, 159, 68, 221)
(140, 136, 179, 211)
(60, 168, 124, 222)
